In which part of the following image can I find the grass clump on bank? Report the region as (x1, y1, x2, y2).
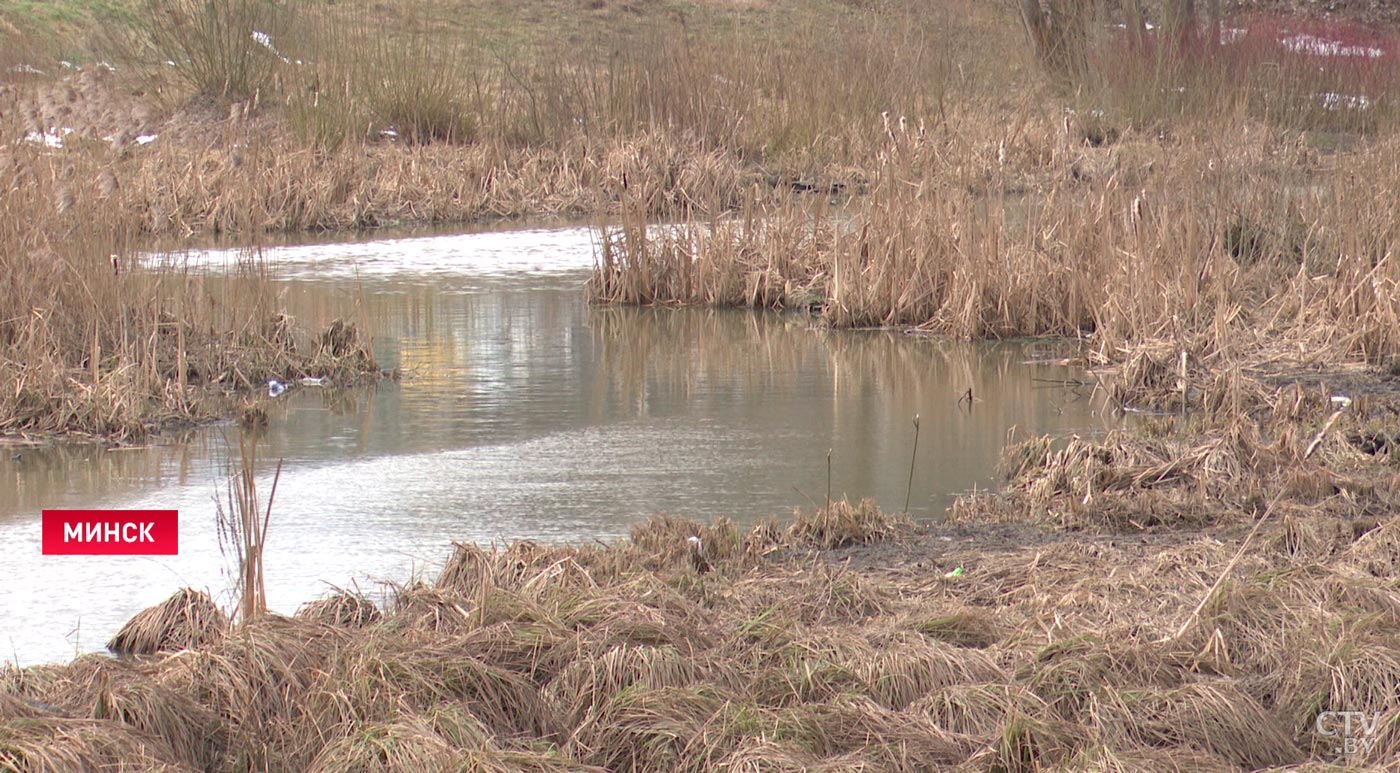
(7, 494, 1400, 770)
(0, 146, 382, 441)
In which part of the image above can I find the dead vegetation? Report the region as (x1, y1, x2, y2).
(4, 494, 1400, 771)
(589, 114, 1400, 391)
(0, 128, 381, 440)
(4, 0, 1400, 766)
(952, 373, 1400, 531)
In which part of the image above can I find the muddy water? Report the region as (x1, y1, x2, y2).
(0, 223, 1112, 665)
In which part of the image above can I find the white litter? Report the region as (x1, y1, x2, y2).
(1281, 33, 1384, 59)
(25, 128, 72, 148)
(1318, 92, 1373, 111)
(251, 30, 291, 63)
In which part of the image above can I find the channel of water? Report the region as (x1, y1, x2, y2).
(0, 222, 1113, 665)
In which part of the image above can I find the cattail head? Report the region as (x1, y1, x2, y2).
(1131, 190, 1149, 225)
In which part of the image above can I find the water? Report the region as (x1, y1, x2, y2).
(0, 223, 1112, 666)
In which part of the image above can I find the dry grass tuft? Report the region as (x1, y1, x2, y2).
(0, 716, 196, 772)
(786, 499, 911, 549)
(106, 589, 228, 656)
(913, 608, 1006, 649)
(1093, 681, 1301, 768)
(296, 590, 382, 628)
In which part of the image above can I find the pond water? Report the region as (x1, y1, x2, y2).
(0, 223, 1113, 666)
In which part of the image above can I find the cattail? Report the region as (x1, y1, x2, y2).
(1131, 190, 1149, 225)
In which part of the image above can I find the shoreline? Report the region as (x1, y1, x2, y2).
(4, 488, 1399, 770)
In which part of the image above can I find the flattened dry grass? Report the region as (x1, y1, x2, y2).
(10, 475, 1400, 771)
(106, 588, 228, 656)
(952, 377, 1400, 531)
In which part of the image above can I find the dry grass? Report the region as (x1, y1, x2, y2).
(4, 1, 1399, 440)
(106, 588, 228, 656)
(0, 127, 381, 439)
(589, 112, 1400, 393)
(4, 1, 1400, 765)
(8, 497, 1400, 770)
(952, 375, 1400, 531)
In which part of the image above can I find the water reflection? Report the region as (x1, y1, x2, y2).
(1, 224, 1110, 665)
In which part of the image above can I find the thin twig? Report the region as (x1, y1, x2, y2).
(904, 414, 920, 514)
(1164, 495, 1278, 643)
(1304, 406, 1347, 460)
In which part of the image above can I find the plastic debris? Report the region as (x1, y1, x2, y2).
(25, 128, 73, 148)
(299, 376, 327, 387)
(251, 30, 291, 63)
(267, 379, 286, 397)
(944, 567, 964, 578)
(1281, 33, 1384, 59)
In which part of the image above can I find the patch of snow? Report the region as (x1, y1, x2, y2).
(9, 64, 45, 75)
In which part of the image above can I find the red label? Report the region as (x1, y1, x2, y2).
(42, 510, 179, 555)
